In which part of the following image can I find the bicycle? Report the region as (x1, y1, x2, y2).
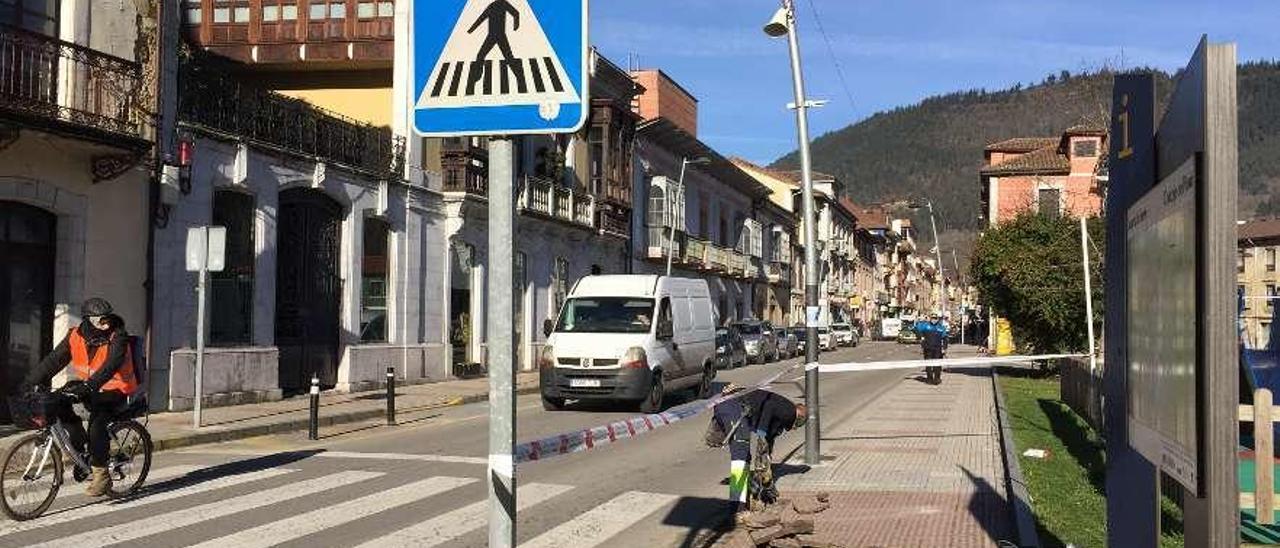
(1, 387, 153, 521)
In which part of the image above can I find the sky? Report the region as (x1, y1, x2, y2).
(590, 0, 1280, 165)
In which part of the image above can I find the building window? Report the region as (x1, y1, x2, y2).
(552, 257, 569, 316)
(1038, 188, 1061, 219)
(282, 2, 298, 19)
(233, 6, 250, 22)
(589, 126, 604, 195)
(378, 0, 393, 17)
(182, 0, 202, 24)
(699, 200, 709, 240)
(262, 5, 279, 21)
(213, 6, 231, 22)
(2, 0, 59, 35)
(309, 1, 326, 19)
(1268, 248, 1277, 272)
(719, 214, 729, 247)
(360, 218, 390, 343)
(357, 1, 375, 18)
(329, 1, 345, 18)
(210, 191, 255, 345)
(1072, 139, 1098, 158)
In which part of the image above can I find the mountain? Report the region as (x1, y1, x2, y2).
(771, 62, 1280, 231)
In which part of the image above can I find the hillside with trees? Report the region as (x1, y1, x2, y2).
(771, 62, 1280, 232)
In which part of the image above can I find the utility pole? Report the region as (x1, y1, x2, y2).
(1080, 217, 1097, 375)
(766, 0, 820, 465)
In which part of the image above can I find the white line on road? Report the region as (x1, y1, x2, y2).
(28, 470, 381, 548)
(187, 475, 477, 548)
(180, 448, 489, 465)
(0, 467, 296, 537)
(353, 482, 574, 548)
(0, 465, 202, 524)
(519, 491, 679, 548)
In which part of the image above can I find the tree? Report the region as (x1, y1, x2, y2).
(970, 213, 1104, 353)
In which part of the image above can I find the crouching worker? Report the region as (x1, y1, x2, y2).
(705, 385, 807, 519)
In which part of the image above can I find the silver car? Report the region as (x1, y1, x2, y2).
(733, 320, 777, 364)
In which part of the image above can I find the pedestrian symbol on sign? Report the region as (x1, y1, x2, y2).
(416, 0, 581, 122)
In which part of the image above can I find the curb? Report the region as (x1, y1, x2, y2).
(149, 384, 543, 453)
(991, 368, 1041, 548)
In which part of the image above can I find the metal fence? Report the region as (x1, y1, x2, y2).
(179, 53, 403, 177)
(1058, 357, 1103, 432)
(0, 24, 144, 139)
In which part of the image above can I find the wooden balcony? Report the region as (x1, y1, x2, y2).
(685, 237, 709, 268)
(182, 0, 394, 68)
(597, 207, 629, 239)
(0, 25, 150, 149)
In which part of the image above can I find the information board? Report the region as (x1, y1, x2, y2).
(1126, 156, 1200, 494)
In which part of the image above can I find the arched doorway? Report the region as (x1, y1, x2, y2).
(0, 201, 56, 422)
(275, 188, 342, 396)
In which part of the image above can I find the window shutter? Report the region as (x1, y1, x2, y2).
(752, 220, 763, 257)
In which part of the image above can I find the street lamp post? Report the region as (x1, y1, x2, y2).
(910, 200, 946, 317)
(666, 157, 709, 276)
(765, 0, 821, 466)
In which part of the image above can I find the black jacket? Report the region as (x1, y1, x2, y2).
(22, 317, 130, 393)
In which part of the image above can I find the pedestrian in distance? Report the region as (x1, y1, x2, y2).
(19, 297, 142, 496)
(919, 312, 948, 384)
(705, 384, 807, 521)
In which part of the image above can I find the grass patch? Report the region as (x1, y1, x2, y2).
(997, 369, 1183, 548)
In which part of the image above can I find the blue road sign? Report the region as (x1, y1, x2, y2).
(412, 0, 589, 136)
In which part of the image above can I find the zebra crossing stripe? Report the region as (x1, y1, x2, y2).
(428, 57, 566, 99)
(0, 465, 201, 524)
(186, 475, 477, 548)
(0, 467, 296, 537)
(519, 491, 679, 548)
(352, 482, 574, 548)
(27, 470, 381, 548)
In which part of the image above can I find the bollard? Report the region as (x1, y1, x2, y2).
(386, 366, 397, 426)
(308, 375, 320, 440)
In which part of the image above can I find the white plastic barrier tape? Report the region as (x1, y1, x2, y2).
(815, 353, 1086, 374)
(514, 360, 805, 464)
(513, 352, 1083, 464)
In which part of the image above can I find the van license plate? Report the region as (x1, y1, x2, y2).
(570, 379, 601, 388)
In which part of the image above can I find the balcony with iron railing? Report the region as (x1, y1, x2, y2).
(598, 208, 629, 238)
(0, 25, 149, 148)
(179, 53, 403, 177)
(518, 175, 594, 230)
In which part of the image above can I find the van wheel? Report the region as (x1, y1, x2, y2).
(639, 375, 664, 414)
(542, 395, 565, 411)
(697, 364, 715, 399)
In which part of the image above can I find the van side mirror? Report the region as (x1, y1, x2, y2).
(543, 319, 554, 337)
(657, 319, 674, 340)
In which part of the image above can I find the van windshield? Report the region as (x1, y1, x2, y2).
(555, 297, 656, 334)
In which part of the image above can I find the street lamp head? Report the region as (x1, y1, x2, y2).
(763, 6, 790, 37)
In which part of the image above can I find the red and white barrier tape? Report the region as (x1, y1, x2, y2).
(514, 352, 1082, 464)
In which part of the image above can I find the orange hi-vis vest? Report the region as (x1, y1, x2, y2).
(68, 327, 139, 396)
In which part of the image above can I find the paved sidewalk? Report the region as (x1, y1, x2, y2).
(722, 352, 1015, 547)
(1, 371, 540, 452)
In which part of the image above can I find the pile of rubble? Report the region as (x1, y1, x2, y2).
(725, 492, 844, 548)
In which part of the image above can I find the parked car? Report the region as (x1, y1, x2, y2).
(897, 320, 920, 344)
(761, 321, 781, 361)
(878, 317, 902, 341)
(715, 326, 748, 369)
(790, 326, 808, 355)
(734, 320, 778, 364)
(817, 326, 837, 351)
(777, 328, 798, 359)
(540, 275, 717, 413)
(832, 322, 856, 347)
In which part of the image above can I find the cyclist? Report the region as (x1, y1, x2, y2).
(21, 297, 140, 497)
(707, 385, 807, 520)
(919, 312, 948, 384)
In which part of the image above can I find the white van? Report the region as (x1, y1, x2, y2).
(539, 275, 717, 413)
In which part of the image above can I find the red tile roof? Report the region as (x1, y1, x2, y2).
(1240, 219, 1280, 244)
(984, 137, 1058, 153)
(980, 146, 1070, 176)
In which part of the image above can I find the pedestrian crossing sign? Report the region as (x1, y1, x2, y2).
(412, 0, 589, 136)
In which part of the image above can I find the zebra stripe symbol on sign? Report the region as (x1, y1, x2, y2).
(416, 0, 579, 120)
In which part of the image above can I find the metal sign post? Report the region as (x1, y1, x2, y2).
(185, 226, 226, 428)
(411, 1, 588, 546)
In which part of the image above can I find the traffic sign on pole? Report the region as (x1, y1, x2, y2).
(412, 0, 589, 136)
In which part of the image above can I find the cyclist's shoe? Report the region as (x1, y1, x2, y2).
(72, 465, 89, 483)
(86, 467, 111, 497)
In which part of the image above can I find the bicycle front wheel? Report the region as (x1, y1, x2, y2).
(0, 432, 63, 521)
(107, 420, 152, 496)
